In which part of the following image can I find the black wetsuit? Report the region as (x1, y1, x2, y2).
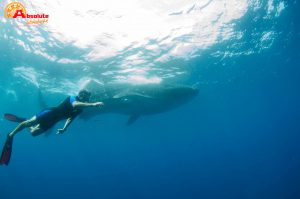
(35, 96, 82, 131)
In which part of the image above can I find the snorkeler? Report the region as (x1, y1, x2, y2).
(0, 89, 104, 165)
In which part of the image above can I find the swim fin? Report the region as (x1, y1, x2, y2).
(0, 135, 14, 165)
(4, 113, 26, 123)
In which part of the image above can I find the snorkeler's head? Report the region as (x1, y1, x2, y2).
(78, 89, 91, 102)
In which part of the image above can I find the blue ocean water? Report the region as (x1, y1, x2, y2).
(0, 0, 300, 199)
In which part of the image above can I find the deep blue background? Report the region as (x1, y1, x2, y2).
(1, 1, 300, 199)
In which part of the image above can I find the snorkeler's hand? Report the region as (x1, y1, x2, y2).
(56, 128, 66, 135)
(93, 102, 104, 107)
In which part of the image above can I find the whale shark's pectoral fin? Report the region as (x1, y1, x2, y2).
(127, 114, 140, 125)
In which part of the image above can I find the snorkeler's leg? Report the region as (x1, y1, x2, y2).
(1, 117, 36, 165)
(8, 116, 37, 138)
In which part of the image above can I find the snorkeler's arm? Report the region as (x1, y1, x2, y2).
(72, 101, 104, 108)
(56, 117, 76, 134)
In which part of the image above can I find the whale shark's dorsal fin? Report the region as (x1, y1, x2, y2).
(127, 114, 140, 125)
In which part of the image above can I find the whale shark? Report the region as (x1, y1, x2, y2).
(81, 82, 199, 124)
(4, 83, 199, 126)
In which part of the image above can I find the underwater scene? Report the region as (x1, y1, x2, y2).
(0, 0, 299, 198)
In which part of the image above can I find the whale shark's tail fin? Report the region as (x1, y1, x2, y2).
(38, 90, 48, 110)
